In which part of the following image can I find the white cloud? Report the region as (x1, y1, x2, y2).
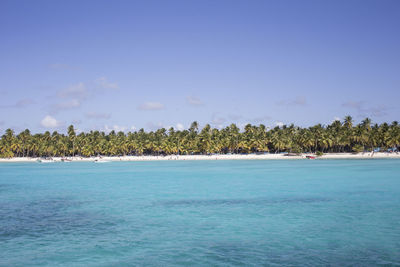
(55, 99, 81, 110)
(331, 116, 341, 123)
(58, 82, 87, 99)
(251, 115, 271, 123)
(104, 124, 127, 132)
(103, 125, 137, 133)
(138, 102, 165, 110)
(342, 101, 389, 118)
(342, 101, 364, 109)
(49, 79, 118, 114)
(176, 123, 185, 131)
(186, 96, 203, 106)
(95, 77, 119, 90)
(211, 113, 226, 128)
(276, 121, 284, 127)
(237, 122, 250, 131)
(0, 98, 35, 109)
(51, 83, 87, 113)
(146, 122, 166, 131)
(41, 115, 61, 128)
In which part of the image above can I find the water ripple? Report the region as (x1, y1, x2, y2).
(0, 197, 116, 241)
(155, 196, 331, 207)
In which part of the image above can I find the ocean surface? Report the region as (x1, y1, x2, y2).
(1, 159, 400, 266)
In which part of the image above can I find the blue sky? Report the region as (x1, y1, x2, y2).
(0, 0, 399, 133)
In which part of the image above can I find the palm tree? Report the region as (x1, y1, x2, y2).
(1, 116, 399, 157)
(68, 125, 76, 156)
(343, 116, 353, 129)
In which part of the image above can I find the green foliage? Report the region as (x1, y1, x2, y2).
(352, 144, 364, 153)
(316, 151, 324, 156)
(0, 117, 399, 157)
(0, 150, 14, 158)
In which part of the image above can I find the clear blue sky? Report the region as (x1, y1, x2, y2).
(0, 0, 399, 133)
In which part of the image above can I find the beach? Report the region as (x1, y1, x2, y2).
(1, 152, 399, 162)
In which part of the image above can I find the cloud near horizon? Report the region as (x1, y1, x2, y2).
(176, 123, 185, 131)
(104, 124, 127, 132)
(250, 115, 272, 123)
(138, 102, 165, 110)
(228, 114, 243, 120)
(50, 78, 119, 114)
(186, 96, 203, 106)
(0, 98, 35, 109)
(71, 119, 82, 125)
(341, 101, 389, 118)
(211, 113, 226, 128)
(146, 122, 165, 131)
(51, 82, 87, 113)
(41, 115, 62, 128)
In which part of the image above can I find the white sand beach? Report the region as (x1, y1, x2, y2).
(0, 152, 399, 163)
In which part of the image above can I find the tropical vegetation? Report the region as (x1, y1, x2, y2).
(0, 116, 399, 158)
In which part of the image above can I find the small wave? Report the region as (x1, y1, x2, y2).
(156, 196, 331, 207)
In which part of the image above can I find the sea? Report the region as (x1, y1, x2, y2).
(1, 159, 399, 266)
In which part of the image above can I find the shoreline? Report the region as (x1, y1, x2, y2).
(0, 152, 400, 162)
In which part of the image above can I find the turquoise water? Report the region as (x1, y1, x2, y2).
(1, 160, 400, 266)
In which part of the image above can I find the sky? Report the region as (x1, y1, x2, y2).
(0, 0, 399, 134)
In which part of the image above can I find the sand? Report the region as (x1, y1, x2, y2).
(0, 152, 399, 162)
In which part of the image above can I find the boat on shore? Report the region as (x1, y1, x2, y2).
(283, 153, 301, 157)
(37, 158, 55, 163)
(94, 158, 111, 163)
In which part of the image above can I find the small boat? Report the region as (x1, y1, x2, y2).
(306, 155, 316, 160)
(94, 159, 110, 163)
(284, 153, 300, 157)
(37, 158, 55, 163)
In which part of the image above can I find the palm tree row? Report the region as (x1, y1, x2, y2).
(1, 116, 399, 158)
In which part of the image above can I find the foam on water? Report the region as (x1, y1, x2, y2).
(1, 160, 400, 266)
